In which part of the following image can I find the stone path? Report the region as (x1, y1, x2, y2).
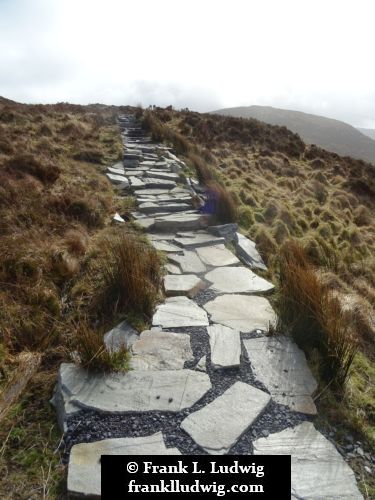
(56, 114, 363, 498)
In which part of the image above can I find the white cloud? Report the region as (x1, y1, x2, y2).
(0, 0, 374, 127)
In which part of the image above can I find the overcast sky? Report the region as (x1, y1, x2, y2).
(1, 0, 374, 127)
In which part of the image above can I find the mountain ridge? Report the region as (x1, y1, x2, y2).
(212, 105, 375, 165)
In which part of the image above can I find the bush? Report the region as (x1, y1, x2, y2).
(277, 240, 358, 389)
(207, 182, 238, 224)
(6, 154, 60, 184)
(70, 320, 130, 372)
(95, 231, 162, 319)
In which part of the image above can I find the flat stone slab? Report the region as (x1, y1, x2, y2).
(153, 296, 209, 328)
(208, 223, 238, 241)
(204, 294, 277, 332)
(56, 363, 211, 415)
(165, 263, 182, 274)
(135, 217, 155, 230)
(253, 422, 362, 499)
(181, 381, 270, 454)
(151, 240, 181, 253)
(139, 202, 190, 214)
(68, 433, 180, 497)
(104, 320, 139, 353)
(134, 188, 171, 196)
(131, 330, 193, 370)
(153, 214, 202, 232)
(164, 274, 205, 298)
(235, 233, 267, 271)
(207, 324, 241, 369)
(106, 173, 129, 188)
(196, 244, 240, 267)
(173, 233, 225, 248)
(242, 337, 317, 414)
(142, 178, 177, 189)
(205, 267, 274, 294)
(148, 170, 180, 181)
(168, 250, 206, 274)
(107, 166, 125, 175)
(129, 176, 145, 188)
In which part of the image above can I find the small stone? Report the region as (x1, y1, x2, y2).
(207, 324, 241, 369)
(104, 320, 139, 353)
(195, 356, 207, 372)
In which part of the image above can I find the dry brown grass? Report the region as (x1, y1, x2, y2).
(277, 240, 358, 388)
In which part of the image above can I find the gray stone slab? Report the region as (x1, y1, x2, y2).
(208, 223, 238, 241)
(195, 356, 207, 372)
(149, 233, 176, 241)
(135, 217, 155, 230)
(207, 324, 241, 369)
(152, 296, 209, 328)
(68, 433, 180, 497)
(142, 178, 177, 189)
(106, 173, 129, 188)
(235, 233, 267, 271)
(164, 274, 205, 298)
(139, 202, 190, 214)
(253, 422, 362, 499)
(168, 250, 206, 274)
(112, 212, 125, 224)
(131, 330, 193, 370)
(242, 337, 317, 414)
(205, 267, 274, 294)
(165, 263, 182, 274)
(107, 165, 125, 175)
(181, 381, 270, 454)
(151, 240, 181, 253)
(104, 320, 139, 353)
(153, 214, 202, 232)
(148, 170, 180, 181)
(196, 244, 240, 267)
(57, 363, 211, 414)
(135, 188, 172, 196)
(129, 176, 145, 188)
(204, 294, 277, 333)
(173, 233, 225, 248)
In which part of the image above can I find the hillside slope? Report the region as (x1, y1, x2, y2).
(212, 105, 375, 165)
(358, 127, 375, 140)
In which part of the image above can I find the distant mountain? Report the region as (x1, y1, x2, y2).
(212, 105, 375, 165)
(358, 128, 375, 141)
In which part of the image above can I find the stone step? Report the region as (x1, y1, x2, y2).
(173, 232, 225, 248)
(205, 266, 274, 294)
(242, 336, 317, 414)
(68, 433, 180, 498)
(168, 250, 206, 274)
(181, 381, 270, 454)
(53, 363, 212, 429)
(153, 214, 202, 232)
(147, 170, 180, 181)
(196, 244, 240, 267)
(106, 173, 129, 189)
(204, 294, 277, 333)
(253, 422, 362, 499)
(152, 296, 209, 328)
(138, 202, 191, 214)
(207, 324, 241, 369)
(163, 274, 206, 298)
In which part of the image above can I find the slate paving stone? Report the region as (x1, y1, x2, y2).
(152, 296, 209, 328)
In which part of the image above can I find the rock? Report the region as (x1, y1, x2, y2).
(104, 320, 139, 353)
(205, 266, 274, 294)
(130, 330, 193, 370)
(135, 217, 155, 230)
(242, 337, 317, 415)
(196, 244, 240, 267)
(208, 224, 238, 241)
(195, 356, 207, 372)
(181, 381, 270, 454)
(112, 212, 125, 224)
(68, 433, 180, 497)
(151, 240, 181, 253)
(153, 214, 202, 232)
(107, 165, 125, 175)
(164, 274, 206, 298)
(164, 263, 182, 274)
(234, 233, 267, 271)
(129, 176, 145, 188)
(106, 173, 129, 188)
(207, 324, 241, 369)
(142, 178, 177, 190)
(204, 295, 277, 332)
(253, 422, 362, 499)
(147, 170, 180, 181)
(173, 233, 225, 248)
(152, 296, 209, 328)
(139, 202, 190, 214)
(168, 250, 206, 274)
(55, 363, 211, 417)
(134, 188, 172, 196)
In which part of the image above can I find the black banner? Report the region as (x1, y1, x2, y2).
(101, 455, 291, 499)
